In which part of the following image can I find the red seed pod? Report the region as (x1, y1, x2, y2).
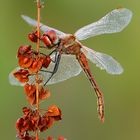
(24, 84, 36, 97)
(22, 107, 32, 116)
(28, 57, 44, 73)
(16, 118, 29, 133)
(28, 31, 38, 43)
(47, 136, 54, 140)
(43, 55, 51, 68)
(58, 136, 66, 140)
(38, 115, 54, 131)
(18, 55, 33, 69)
(24, 84, 51, 105)
(13, 69, 30, 83)
(46, 30, 59, 44)
(46, 105, 62, 121)
(17, 132, 35, 140)
(18, 45, 32, 57)
(39, 86, 51, 100)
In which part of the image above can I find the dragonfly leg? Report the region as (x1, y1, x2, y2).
(40, 69, 53, 74)
(44, 50, 62, 86)
(50, 49, 59, 63)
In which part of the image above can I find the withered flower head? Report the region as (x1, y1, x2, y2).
(16, 106, 62, 136)
(35, 103, 61, 133)
(38, 115, 54, 132)
(16, 107, 39, 133)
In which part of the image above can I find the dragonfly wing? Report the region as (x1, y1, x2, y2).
(21, 15, 66, 36)
(75, 8, 132, 40)
(81, 46, 123, 74)
(9, 55, 82, 86)
(44, 54, 82, 85)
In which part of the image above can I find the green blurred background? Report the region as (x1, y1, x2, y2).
(0, 0, 140, 139)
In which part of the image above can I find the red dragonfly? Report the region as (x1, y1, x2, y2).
(9, 8, 132, 122)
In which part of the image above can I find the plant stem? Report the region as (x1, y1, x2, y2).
(36, 1, 41, 53)
(36, 0, 41, 139)
(36, 131, 39, 140)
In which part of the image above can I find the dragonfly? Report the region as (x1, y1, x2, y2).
(9, 8, 132, 122)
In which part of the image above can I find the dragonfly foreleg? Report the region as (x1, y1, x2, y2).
(40, 69, 53, 74)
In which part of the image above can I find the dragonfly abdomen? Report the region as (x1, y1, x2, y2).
(76, 52, 104, 123)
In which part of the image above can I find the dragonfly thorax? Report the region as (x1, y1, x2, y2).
(60, 34, 81, 55)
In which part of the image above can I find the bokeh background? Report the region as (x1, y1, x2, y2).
(0, 0, 140, 139)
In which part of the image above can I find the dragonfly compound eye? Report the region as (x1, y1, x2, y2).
(41, 30, 59, 48)
(46, 30, 59, 45)
(40, 34, 52, 47)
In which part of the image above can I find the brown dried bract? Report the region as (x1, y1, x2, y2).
(28, 57, 44, 73)
(16, 107, 39, 133)
(47, 136, 66, 140)
(42, 55, 51, 69)
(18, 45, 33, 57)
(24, 84, 51, 105)
(17, 132, 36, 140)
(18, 55, 34, 69)
(14, 69, 30, 83)
(46, 105, 62, 121)
(16, 106, 62, 138)
(39, 86, 51, 100)
(28, 31, 38, 43)
(47, 136, 53, 140)
(58, 136, 66, 140)
(24, 84, 36, 105)
(38, 114, 54, 131)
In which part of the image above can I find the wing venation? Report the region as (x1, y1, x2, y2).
(82, 46, 123, 74)
(21, 15, 66, 36)
(75, 8, 132, 40)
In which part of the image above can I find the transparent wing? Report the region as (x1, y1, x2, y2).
(82, 46, 123, 74)
(9, 55, 82, 86)
(75, 8, 132, 40)
(21, 15, 66, 36)
(46, 55, 82, 85)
